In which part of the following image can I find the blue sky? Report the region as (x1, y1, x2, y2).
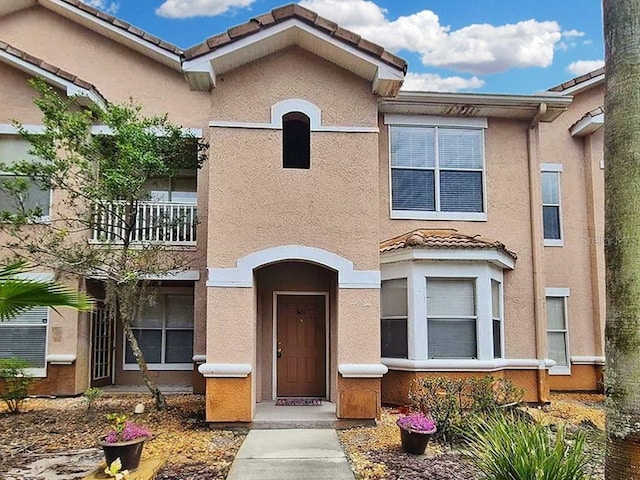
(86, 0, 604, 94)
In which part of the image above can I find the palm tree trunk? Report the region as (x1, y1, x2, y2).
(604, 0, 640, 477)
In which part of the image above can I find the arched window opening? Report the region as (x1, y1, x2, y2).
(282, 112, 310, 169)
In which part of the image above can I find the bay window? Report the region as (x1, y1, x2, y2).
(380, 279, 408, 358)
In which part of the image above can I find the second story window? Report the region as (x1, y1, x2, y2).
(0, 136, 50, 220)
(389, 124, 485, 220)
(541, 164, 563, 245)
(143, 172, 197, 204)
(283, 112, 310, 169)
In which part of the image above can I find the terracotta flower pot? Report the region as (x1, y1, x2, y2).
(397, 420, 436, 455)
(98, 436, 149, 471)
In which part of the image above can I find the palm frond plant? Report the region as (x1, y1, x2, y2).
(0, 261, 93, 320)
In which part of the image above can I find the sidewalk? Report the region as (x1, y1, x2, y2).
(226, 429, 355, 480)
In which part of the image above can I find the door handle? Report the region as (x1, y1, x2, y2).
(277, 347, 282, 358)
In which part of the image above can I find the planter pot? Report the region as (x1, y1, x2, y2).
(98, 436, 150, 471)
(397, 420, 436, 455)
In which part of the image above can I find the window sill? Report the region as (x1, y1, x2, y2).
(549, 365, 571, 375)
(25, 368, 47, 377)
(391, 210, 487, 222)
(382, 358, 555, 371)
(544, 239, 564, 247)
(123, 363, 193, 371)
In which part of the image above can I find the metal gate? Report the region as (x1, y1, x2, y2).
(90, 307, 114, 386)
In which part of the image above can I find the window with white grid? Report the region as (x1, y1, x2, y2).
(381, 279, 408, 359)
(546, 291, 570, 374)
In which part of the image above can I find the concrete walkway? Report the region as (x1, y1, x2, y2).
(226, 429, 355, 480)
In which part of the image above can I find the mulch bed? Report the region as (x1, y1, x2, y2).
(338, 394, 606, 480)
(0, 394, 246, 480)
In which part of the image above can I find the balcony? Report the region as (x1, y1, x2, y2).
(91, 201, 197, 246)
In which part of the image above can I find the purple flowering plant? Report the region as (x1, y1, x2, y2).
(397, 412, 437, 433)
(104, 413, 152, 443)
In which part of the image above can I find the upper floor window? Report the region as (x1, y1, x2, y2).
(541, 165, 563, 245)
(0, 136, 50, 219)
(283, 112, 310, 169)
(143, 172, 197, 204)
(389, 123, 485, 220)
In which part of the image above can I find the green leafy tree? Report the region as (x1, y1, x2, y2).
(0, 79, 207, 410)
(603, 0, 640, 476)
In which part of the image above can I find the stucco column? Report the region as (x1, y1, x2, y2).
(200, 286, 256, 422)
(336, 287, 386, 419)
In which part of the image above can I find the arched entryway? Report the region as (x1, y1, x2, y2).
(254, 261, 338, 402)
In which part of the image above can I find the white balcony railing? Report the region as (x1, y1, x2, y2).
(91, 201, 197, 245)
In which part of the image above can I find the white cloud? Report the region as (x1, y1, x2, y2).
(156, 0, 256, 18)
(401, 72, 484, 92)
(566, 59, 605, 76)
(562, 29, 585, 38)
(299, 0, 562, 75)
(82, 0, 119, 14)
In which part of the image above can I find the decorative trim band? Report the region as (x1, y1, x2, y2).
(209, 120, 378, 133)
(207, 245, 380, 289)
(46, 354, 76, 365)
(338, 363, 388, 378)
(198, 363, 252, 378)
(571, 356, 605, 365)
(383, 358, 556, 372)
(380, 248, 515, 270)
(384, 114, 488, 129)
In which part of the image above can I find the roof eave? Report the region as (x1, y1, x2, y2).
(182, 19, 405, 96)
(380, 247, 516, 270)
(37, 0, 183, 71)
(0, 47, 107, 108)
(380, 91, 573, 121)
(570, 112, 604, 136)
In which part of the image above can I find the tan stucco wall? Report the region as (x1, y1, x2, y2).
(0, 63, 53, 124)
(539, 85, 605, 363)
(379, 117, 538, 359)
(207, 47, 380, 272)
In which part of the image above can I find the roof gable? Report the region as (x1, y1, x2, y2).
(548, 67, 605, 95)
(0, 40, 106, 107)
(182, 4, 406, 97)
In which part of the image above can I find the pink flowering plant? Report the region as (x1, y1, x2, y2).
(397, 412, 437, 433)
(104, 413, 152, 443)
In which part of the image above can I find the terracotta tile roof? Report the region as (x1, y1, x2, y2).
(548, 67, 605, 92)
(183, 3, 407, 72)
(570, 105, 604, 131)
(0, 39, 107, 104)
(56, 0, 182, 56)
(380, 228, 517, 259)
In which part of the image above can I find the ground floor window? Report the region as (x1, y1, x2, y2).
(124, 293, 194, 370)
(380, 260, 507, 363)
(381, 278, 408, 358)
(0, 306, 48, 375)
(546, 288, 570, 374)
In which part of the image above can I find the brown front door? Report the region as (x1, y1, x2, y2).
(277, 295, 326, 397)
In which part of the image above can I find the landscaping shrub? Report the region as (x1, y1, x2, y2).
(465, 413, 591, 480)
(407, 375, 523, 443)
(0, 357, 35, 413)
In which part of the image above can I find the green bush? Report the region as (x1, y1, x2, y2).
(0, 357, 35, 413)
(465, 413, 591, 480)
(83, 386, 104, 412)
(407, 375, 523, 443)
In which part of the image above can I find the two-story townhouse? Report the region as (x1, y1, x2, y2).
(0, 1, 605, 422)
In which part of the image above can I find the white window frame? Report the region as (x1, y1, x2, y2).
(491, 279, 505, 359)
(123, 292, 194, 371)
(541, 163, 563, 247)
(545, 287, 571, 375)
(385, 114, 488, 222)
(381, 259, 503, 366)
